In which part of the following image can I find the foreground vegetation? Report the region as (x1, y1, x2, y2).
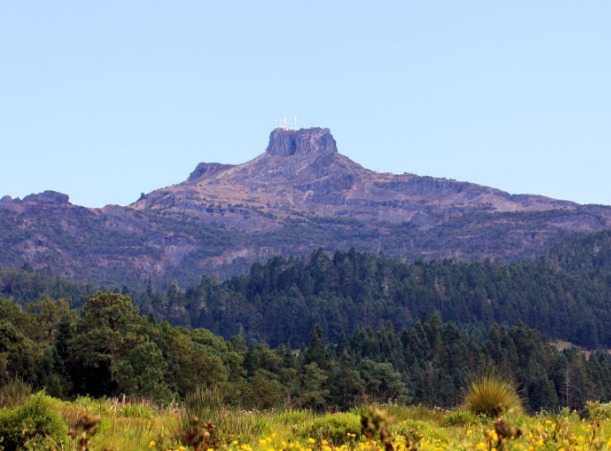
(1, 386, 610, 450)
(1, 234, 610, 449)
(1, 289, 611, 414)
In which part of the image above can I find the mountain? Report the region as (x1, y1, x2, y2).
(1, 127, 610, 287)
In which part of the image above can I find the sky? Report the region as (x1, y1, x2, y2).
(1, 2, 610, 208)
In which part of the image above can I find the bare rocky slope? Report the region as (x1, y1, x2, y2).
(1, 127, 609, 288)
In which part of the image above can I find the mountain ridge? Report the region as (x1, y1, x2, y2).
(130, 127, 582, 225)
(1, 127, 609, 287)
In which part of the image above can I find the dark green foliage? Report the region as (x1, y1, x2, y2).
(67, 292, 145, 396)
(547, 230, 611, 274)
(141, 247, 610, 349)
(0, 289, 609, 412)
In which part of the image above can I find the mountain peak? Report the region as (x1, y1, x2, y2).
(265, 127, 337, 157)
(23, 191, 70, 205)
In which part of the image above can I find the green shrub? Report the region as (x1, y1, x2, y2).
(462, 372, 522, 417)
(119, 403, 154, 418)
(0, 392, 68, 450)
(442, 409, 482, 426)
(585, 400, 611, 421)
(299, 412, 361, 445)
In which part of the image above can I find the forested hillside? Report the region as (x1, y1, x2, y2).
(1, 231, 609, 412)
(2, 231, 610, 349)
(133, 231, 611, 349)
(1, 293, 610, 413)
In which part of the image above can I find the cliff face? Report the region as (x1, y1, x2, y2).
(1, 127, 610, 287)
(265, 127, 338, 156)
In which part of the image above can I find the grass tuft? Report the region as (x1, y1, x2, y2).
(0, 378, 32, 408)
(463, 371, 522, 417)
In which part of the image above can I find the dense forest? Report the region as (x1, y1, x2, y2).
(133, 230, 610, 349)
(1, 292, 611, 414)
(2, 231, 610, 349)
(0, 231, 609, 413)
(138, 249, 608, 348)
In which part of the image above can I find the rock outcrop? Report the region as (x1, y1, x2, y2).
(265, 127, 337, 156)
(23, 191, 70, 205)
(187, 162, 234, 182)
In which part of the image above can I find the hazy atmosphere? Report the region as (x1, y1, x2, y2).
(1, 2, 610, 207)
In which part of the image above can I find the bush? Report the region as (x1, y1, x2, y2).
(442, 409, 482, 426)
(0, 392, 68, 450)
(299, 412, 361, 445)
(462, 372, 522, 417)
(585, 401, 611, 421)
(119, 403, 154, 418)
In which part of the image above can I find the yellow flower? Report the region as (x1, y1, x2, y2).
(149, 441, 156, 448)
(487, 429, 499, 442)
(307, 438, 316, 444)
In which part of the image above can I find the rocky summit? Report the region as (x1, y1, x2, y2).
(265, 127, 338, 156)
(1, 127, 610, 287)
(133, 127, 581, 223)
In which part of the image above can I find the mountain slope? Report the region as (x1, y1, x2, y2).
(1, 127, 609, 287)
(132, 127, 580, 224)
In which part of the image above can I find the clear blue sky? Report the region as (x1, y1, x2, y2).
(1, 2, 610, 207)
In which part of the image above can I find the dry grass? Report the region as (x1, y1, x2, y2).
(463, 371, 523, 417)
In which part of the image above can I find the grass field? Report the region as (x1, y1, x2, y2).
(2, 392, 610, 450)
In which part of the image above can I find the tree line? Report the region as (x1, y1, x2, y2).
(1, 292, 610, 413)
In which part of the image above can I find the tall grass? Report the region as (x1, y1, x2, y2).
(463, 371, 522, 417)
(59, 395, 181, 450)
(0, 378, 33, 408)
(182, 386, 263, 444)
